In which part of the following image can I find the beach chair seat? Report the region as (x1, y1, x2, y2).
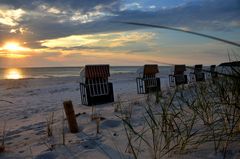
(190, 64, 205, 82)
(136, 64, 161, 94)
(174, 74, 188, 85)
(79, 65, 114, 106)
(169, 65, 188, 87)
(195, 72, 205, 81)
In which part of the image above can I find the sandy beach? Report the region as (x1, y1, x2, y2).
(0, 67, 240, 159)
(0, 72, 169, 158)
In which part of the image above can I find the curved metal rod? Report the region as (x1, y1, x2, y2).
(118, 21, 240, 47)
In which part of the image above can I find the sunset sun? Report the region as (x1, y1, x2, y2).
(3, 42, 28, 51)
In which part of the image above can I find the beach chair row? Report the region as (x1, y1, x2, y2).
(79, 64, 218, 106)
(169, 64, 217, 87)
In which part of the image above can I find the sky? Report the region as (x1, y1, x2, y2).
(0, 0, 239, 67)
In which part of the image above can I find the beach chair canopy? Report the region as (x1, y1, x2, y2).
(174, 65, 186, 75)
(80, 65, 110, 81)
(137, 64, 159, 78)
(194, 64, 203, 73)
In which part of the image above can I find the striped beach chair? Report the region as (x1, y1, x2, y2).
(79, 65, 114, 106)
(169, 65, 188, 87)
(136, 64, 161, 94)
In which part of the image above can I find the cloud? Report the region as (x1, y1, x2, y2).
(0, 6, 25, 26)
(120, 3, 142, 11)
(0, 0, 239, 50)
(41, 31, 155, 49)
(70, 10, 109, 24)
(0, 0, 120, 12)
(0, 49, 31, 58)
(149, 5, 156, 9)
(46, 7, 61, 14)
(41, 34, 99, 48)
(115, 0, 240, 31)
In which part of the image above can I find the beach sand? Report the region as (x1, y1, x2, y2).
(0, 73, 165, 158)
(0, 72, 239, 159)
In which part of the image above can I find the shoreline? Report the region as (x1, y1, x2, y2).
(0, 66, 173, 80)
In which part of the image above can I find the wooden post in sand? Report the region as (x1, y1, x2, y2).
(63, 101, 79, 133)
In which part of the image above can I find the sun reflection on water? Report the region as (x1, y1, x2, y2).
(4, 68, 24, 79)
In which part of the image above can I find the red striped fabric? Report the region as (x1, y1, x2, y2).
(85, 65, 110, 78)
(174, 65, 186, 75)
(143, 64, 159, 76)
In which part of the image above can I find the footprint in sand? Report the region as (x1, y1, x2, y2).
(100, 119, 121, 129)
(5, 134, 21, 141)
(35, 130, 45, 136)
(81, 140, 97, 149)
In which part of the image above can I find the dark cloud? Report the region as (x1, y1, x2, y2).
(0, 0, 120, 12)
(115, 0, 240, 30)
(0, 0, 239, 49)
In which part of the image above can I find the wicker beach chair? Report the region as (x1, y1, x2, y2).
(190, 64, 205, 82)
(169, 65, 188, 87)
(136, 64, 161, 94)
(210, 65, 218, 79)
(79, 65, 114, 106)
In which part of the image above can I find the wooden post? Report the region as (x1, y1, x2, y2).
(96, 117, 100, 134)
(63, 101, 79, 133)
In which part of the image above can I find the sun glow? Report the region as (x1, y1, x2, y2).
(2, 42, 28, 51)
(2, 53, 28, 58)
(4, 68, 23, 79)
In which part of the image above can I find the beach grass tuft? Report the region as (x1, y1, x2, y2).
(120, 66, 240, 159)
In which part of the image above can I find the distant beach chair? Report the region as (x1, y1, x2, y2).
(169, 65, 188, 87)
(136, 64, 161, 94)
(210, 65, 218, 79)
(79, 65, 114, 106)
(190, 64, 205, 82)
(207, 65, 218, 83)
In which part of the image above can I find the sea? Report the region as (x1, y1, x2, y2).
(0, 66, 172, 80)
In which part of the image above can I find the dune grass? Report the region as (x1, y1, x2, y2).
(120, 67, 240, 159)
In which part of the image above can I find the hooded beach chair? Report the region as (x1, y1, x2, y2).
(190, 64, 205, 82)
(206, 65, 218, 83)
(136, 64, 161, 94)
(169, 65, 188, 87)
(79, 65, 114, 106)
(210, 65, 218, 79)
